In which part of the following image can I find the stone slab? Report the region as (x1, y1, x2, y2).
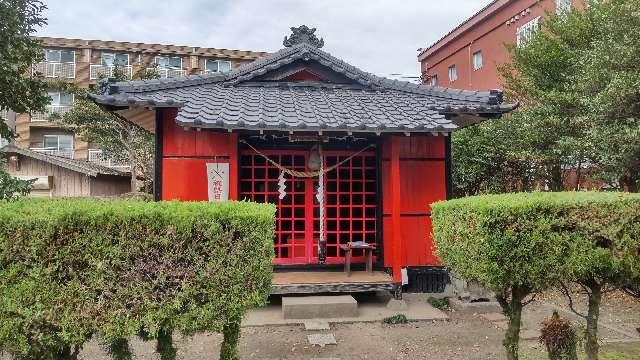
(307, 333, 337, 347)
(242, 292, 448, 327)
(386, 299, 408, 310)
(304, 319, 331, 331)
(283, 295, 358, 319)
(480, 312, 507, 322)
(450, 297, 502, 313)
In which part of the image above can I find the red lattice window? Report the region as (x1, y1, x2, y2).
(240, 149, 377, 265)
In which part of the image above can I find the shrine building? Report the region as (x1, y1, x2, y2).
(91, 26, 516, 295)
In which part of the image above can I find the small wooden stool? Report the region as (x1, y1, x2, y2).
(340, 242, 376, 276)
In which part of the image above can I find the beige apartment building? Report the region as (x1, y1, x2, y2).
(11, 37, 267, 167)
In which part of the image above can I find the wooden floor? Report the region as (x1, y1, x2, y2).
(271, 271, 395, 295)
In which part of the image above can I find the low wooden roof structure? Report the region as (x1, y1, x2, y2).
(1, 144, 129, 178)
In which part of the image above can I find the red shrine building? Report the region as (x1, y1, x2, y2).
(93, 26, 515, 294)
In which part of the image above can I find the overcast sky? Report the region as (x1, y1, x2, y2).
(36, 0, 488, 76)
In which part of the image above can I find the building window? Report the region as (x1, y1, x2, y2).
(43, 134, 73, 150)
(556, 0, 571, 14)
(517, 17, 541, 47)
(155, 56, 182, 69)
(430, 74, 438, 86)
(47, 91, 74, 106)
(448, 65, 457, 82)
(101, 52, 129, 66)
(45, 49, 75, 63)
(205, 59, 232, 73)
(473, 51, 483, 70)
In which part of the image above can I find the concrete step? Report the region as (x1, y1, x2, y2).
(282, 295, 358, 319)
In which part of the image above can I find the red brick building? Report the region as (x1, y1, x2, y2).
(418, 0, 580, 91)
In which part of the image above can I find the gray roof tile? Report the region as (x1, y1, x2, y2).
(91, 42, 516, 133)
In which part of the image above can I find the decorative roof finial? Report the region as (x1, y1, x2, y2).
(283, 25, 324, 48)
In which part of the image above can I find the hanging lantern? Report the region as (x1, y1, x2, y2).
(308, 145, 322, 171)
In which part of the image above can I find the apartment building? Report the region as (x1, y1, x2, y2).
(418, 0, 582, 91)
(14, 37, 267, 167)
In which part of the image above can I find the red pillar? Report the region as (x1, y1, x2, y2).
(390, 136, 403, 283)
(228, 132, 239, 200)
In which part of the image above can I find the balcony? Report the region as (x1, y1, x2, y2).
(30, 147, 74, 159)
(31, 105, 73, 122)
(88, 149, 130, 168)
(149, 68, 187, 79)
(32, 62, 76, 79)
(90, 64, 133, 80)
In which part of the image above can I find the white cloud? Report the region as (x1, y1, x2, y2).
(38, 0, 488, 75)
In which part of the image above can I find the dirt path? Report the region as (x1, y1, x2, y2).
(3, 290, 638, 359)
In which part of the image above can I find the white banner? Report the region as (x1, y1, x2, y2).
(207, 162, 229, 202)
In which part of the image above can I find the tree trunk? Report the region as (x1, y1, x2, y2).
(497, 286, 530, 360)
(156, 329, 176, 360)
(220, 315, 241, 360)
(574, 159, 583, 191)
(584, 281, 602, 360)
(549, 163, 563, 191)
(129, 152, 138, 193)
(107, 338, 133, 360)
(619, 172, 638, 192)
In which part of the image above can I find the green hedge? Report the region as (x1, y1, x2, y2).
(0, 198, 275, 359)
(432, 191, 640, 291)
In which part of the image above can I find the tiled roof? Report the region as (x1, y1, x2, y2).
(1, 144, 130, 178)
(91, 42, 516, 134)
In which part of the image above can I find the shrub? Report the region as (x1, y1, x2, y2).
(382, 314, 408, 325)
(539, 311, 577, 360)
(427, 297, 450, 311)
(432, 191, 640, 360)
(0, 198, 275, 359)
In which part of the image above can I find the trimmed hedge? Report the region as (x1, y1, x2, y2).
(0, 199, 275, 359)
(432, 191, 640, 360)
(432, 192, 640, 291)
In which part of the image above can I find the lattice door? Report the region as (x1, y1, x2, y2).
(239, 149, 377, 265)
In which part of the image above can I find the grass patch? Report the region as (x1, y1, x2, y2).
(428, 297, 450, 311)
(383, 314, 408, 325)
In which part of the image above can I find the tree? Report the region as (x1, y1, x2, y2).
(452, 115, 533, 196)
(453, 0, 640, 195)
(574, 0, 640, 191)
(55, 67, 157, 192)
(0, 0, 49, 199)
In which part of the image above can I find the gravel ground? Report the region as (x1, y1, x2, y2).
(3, 290, 638, 360)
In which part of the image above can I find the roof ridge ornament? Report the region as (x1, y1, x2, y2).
(283, 25, 324, 48)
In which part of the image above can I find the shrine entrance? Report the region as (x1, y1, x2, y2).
(239, 144, 378, 265)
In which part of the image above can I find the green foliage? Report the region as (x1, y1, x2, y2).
(0, 199, 275, 359)
(0, 157, 33, 200)
(0, 0, 49, 140)
(52, 67, 157, 192)
(220, 315, 241, 360)
(427, 297, 450, 311)
(456, 0, 640, 195)
(382, 314, 408, 325)
(432, 191, 640, 292)
(432, 191, 640, 360)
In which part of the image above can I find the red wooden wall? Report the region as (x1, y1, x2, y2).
(160, 109, 238, 201)
(159, 109, 448, 280)
(381, 135, 447, 280)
